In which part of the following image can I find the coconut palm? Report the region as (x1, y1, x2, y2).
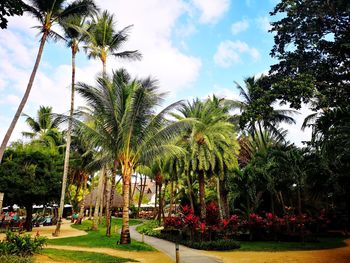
(53, 10, 97, 236)
(22, 106, 62, 148)
(84, 10, 142, 76)
(75, 69, 189, 243)
(0, 0, 97, 163)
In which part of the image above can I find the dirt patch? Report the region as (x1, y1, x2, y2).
(0, 220, 87, 240)
(203, 239, 350, 263)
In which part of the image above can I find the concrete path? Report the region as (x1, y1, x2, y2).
(129, 225, 222, 263)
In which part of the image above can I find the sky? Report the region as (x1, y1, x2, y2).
(0, 0, 313, 146)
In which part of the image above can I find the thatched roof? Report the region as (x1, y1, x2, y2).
(84, 187, 123, 208)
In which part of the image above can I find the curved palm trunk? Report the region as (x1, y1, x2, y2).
(0, 32, 48, 163)
(99, 172, 107, 224)
(106, 160, 117, 236)
(53, 47, 77, 236)
(92, 167, 105, 230)
(198, 171, 206, 220)
(120, 162, 132, 244)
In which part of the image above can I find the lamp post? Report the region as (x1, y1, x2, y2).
(175, 242, 180, 263)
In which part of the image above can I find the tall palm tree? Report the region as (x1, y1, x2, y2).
(75, 69, 189, 244)
(53, 9, 97, 236)
(22, 106, 62, 148)
(175, 97, 239, 220)
(0, 0, 97, 163)
(84, 10, 142, 76)
(233, 76, 298, 143)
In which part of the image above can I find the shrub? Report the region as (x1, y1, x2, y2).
(136, 220, 161, 237)
(0, 255, 34, 263)
(0, 232, 47, 256)
(181, 239, 240, 251)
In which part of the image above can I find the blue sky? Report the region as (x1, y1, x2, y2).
(0, 0, 312, 145)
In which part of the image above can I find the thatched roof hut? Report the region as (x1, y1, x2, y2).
(84, 187, 123, 208)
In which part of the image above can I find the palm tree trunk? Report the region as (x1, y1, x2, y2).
(154, 182, 158, 219)
(53, 47, 77, 236)
(106, 160, 117, 237)
(186, 172, 195, 212)
(88, 189, 93, 220)
(158, 181, 162, 225)
(168, 180, 174, 218)
(24, 203, 33, 232)
(137, 174, 146, 217)
(131, 173, 137, 202)
(99, 173, 107, 224)
(76, 174, 88, 224)
(0, 32, 48, 163)
(198, 171, 206, 220)
(92, 167, 105, 230)
(120, 162, 132, 244)
(216, 177, 224, 222)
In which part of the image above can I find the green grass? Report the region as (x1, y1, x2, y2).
(238, 237, 347, 251)
(135, 220, 161, 237)
(42, 248, 137, 262)
(48, 218, 155, 251)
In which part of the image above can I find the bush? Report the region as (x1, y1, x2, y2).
(136, 220, 161, 237)
(0, 232, 47, 256)
(0, 255, 34, 263)
(181, 239, 240, 251)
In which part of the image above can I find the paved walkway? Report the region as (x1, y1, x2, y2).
(129, 225, 222, 263)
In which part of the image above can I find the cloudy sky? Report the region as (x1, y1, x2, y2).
(0, 0, 312, 146)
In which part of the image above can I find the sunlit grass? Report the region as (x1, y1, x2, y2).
(48, 218, 155, 251)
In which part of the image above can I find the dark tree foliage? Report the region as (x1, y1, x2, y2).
(0, 0, 24, 29)
(0, 144, 63, 231)
(269, 0, 350, 110)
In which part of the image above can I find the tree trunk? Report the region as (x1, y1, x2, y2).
(106, 160, 117, 237)
(53, 47, 76, 236)
(0, 32, 48, 163)
(168, 180, 174, 218)
(99, 171, 107, 224)
(92, 167, 105, 230)
(220, 181, 229, 219)
(24, 204, 33, 232)
(158, 181, 162, 225)
(76, 174, 88, 225)
(198, 171, 206, 220)
(120, 162, 132, 244)
(131, 173, 137, 201)
(154, 182, 158, 219)
(186, 172, 195, 213)
(216, 177, 224, 222)
(88, 189, 93, 220)
(137, 174, 146, 217)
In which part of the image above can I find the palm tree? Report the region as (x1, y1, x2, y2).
(22, 106, 62, 148)
(75, 69, 189, 244)
(53, 9, 97, 236)
(175, 97, 239, 220)
(84, 10, 142, 76)
(0, 0, 97, 163)
(233, 76, 298, 143)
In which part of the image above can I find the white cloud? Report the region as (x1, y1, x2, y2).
(192, 0, 230, 24)
(231, 19, 249, 35)
(214, 40, 260, 68)
(256, 16, 272, 32)
(0, 0, 202, 143)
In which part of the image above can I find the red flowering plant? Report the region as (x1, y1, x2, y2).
(164, 216, 183, 228)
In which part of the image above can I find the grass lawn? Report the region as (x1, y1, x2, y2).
(238, 237, 347, 251)
(48, 218, 155, 251)
(42, 248, 137, 262)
